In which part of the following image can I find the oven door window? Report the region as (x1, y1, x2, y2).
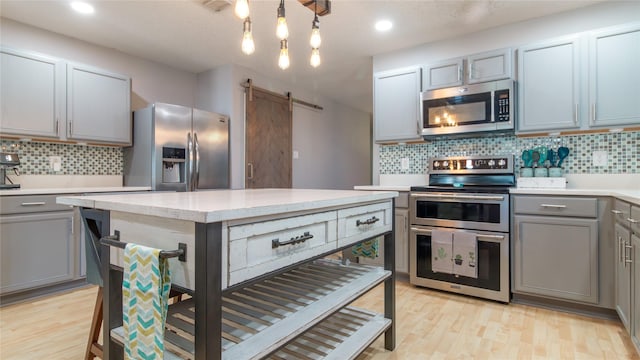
(415, 233, 501, 291)
(415, 200, 502, 224)
(423, 92, 491, 128)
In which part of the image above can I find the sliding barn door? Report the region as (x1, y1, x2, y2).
(245, 88, 292, 188)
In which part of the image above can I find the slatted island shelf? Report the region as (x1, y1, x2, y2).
(58, 188, 397, 359)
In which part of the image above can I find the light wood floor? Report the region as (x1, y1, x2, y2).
(1, 281, 638, 359)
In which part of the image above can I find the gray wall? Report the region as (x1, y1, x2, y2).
(1, 18, 198, 110)
(196, 64, 372, 190)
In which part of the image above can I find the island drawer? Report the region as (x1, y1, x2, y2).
(0, 194, 75, 215)
(337, 201, 393, 248)
(513, 196, 597, 218)
(227, 211, 338, 286)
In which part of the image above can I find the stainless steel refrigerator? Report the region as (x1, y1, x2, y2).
(124, 103, 229, 191)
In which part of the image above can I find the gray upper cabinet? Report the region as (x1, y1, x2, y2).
(423, 58, 463, 90)
(588, 23, 640, 128)
(517, 36, 581, 132)
(467, 48, 513, 84)
(374, 66, 422, 142)
(0, 48, 64, 139)
(67, 62, 132, 144)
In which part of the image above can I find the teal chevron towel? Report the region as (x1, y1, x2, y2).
(352, 238, 379, 259)
(123, 243, 171, 360)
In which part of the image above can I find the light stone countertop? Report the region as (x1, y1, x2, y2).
(510, 188, 640, 206)
(57, 188, 399, 223)
(354, 185, 412, 192)
(0, 186, 151, 196)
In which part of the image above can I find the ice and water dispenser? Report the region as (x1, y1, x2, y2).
(162, 147, 185, 184)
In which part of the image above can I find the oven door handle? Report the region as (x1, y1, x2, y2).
(411, 193, 505, 201)
(410, 227, 506, 242)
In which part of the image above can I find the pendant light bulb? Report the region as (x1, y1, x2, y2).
(276, 0, 289, 40)
(310, 48, 321, 68)
(309, 18, 321, 48)
(278, 40, 290, 70)
(234, 0, 250, 19)
(241, 18, 255, 55)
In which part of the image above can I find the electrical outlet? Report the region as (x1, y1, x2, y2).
(592, 151, 608, 167)
(292, 150, 299, 159)
(49, 156, 62, 172)
(401, 158, 410, 170)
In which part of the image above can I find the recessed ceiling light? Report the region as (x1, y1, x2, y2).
(70, 1, 95, 15)
(375, 20, 393, 32)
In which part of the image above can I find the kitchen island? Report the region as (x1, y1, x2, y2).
(57, 188, 397, 359)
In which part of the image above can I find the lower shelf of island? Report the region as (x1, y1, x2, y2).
(111, 258, 392, 359)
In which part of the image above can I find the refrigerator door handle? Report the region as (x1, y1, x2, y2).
(194, 132, 200, 190)
(187, 132, 194, 191)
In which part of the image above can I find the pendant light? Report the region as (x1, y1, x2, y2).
(309, 3, 321, 48)
(241, 17, 255, 55)
(278, 39, 290, 70)
(234, 0, 249, 19)
(276, 0, 289, 40)
(310, 48, 321, 67)
(309, 0, 321, 67)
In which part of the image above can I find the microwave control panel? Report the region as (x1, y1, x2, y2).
(494, 89, 510, 122)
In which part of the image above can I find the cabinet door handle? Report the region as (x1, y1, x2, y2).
(574, 104, 579, 126)
(628, 218, 639, 224)
(591, 103, 596, 125)
(540, 204, 567, 209)
(356, 216, 380, 227)
(611, 210, 623, 214)
(56, 119, 59, 135)
(69, 121, 73, 136)
(272, 232, 313, 249)
(21, 202, 46, 206)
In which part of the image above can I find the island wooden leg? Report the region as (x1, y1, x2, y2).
(384, 201, 396, 351)
(194, 222, 222, 360)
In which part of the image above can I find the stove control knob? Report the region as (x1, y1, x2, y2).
(434, 161, 440, 169)
(498, 159, 506, 167)
(443, 161, 449, 168)
(488, 159, 496, 167)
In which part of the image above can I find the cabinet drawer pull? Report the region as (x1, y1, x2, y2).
(272, 232, 313, 249)
(628, 218, 639, 224)
(540, 204, 567, 209)
(611, 210, 623, 214)
(356, 216, 380, 226)
(21, 202, 47, 206)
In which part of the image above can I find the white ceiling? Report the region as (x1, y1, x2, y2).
(1, 0, 603, 112)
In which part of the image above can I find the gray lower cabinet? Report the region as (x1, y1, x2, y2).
(514, 215, 598, 303)
(512, 195, 600, 304)
(616, 221, 632, 331)
(0, 211, 74, 294)
(614, 200, 640, 352)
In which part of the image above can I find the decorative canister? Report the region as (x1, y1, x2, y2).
(548, 167, 563, 177)
(520, 167, 533, 177)
(534, 167, 548, 177)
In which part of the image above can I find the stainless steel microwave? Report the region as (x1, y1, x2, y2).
(420, 79, 514, 139)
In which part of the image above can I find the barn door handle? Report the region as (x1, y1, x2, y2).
(247, 163, 254, 180)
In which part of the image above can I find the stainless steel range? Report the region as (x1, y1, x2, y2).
(409, 155, 514, 303)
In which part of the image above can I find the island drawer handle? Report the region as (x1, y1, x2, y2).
(356, 216, 380, 226)
(21, 202, 47, 206)
(100, 231, 187, 262)
(540, 204, 567, 209)
(628, 218, 639, 224)
(272, 232, 313, 249)
(611, 210, 623, 214)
